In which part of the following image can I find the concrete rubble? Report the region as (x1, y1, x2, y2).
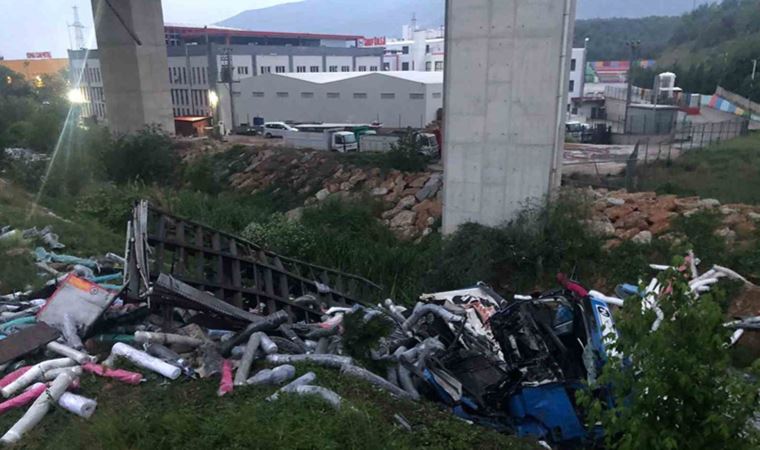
(0, 202, 758, 447)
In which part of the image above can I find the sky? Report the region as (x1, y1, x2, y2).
(0, 0, 299, 60)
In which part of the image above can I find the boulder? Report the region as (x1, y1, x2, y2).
(748, 212, 760, 222)
(699, 198, 721, 208)
(315, 188, 330, 202)
(390, 210, 417, 228)
(370, 187, 389, 197)
(632, 230, 652, 245)
(285, 207, 304, 222)
(409, 175, 430, 188)
(396, 195, 417, 210)
(415, 175, 442, 201)
(606, 197, 625, 206)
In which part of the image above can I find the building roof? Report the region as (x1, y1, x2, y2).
(164, 25, 362, 42)
(0, 58, 68, 80)
(274, 71, 443, 85)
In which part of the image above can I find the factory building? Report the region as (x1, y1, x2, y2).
(68, 25, 386, 125)
(219, 71, 443, 128)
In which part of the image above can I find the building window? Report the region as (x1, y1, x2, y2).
(370, 65, 378, 71)
(261, 66, 271, 74)
(340, 65, 350, 72)
(425, 61, 432, 71)
(301, 92, 314, 98)
(310, 66, 320, 72)
(434, 61, 443, 71)
(275, 66, 286, 73)
(409, 93, 424, 100)
(327, 92, 340, 98)
(401, 62, 409, 71)
(402, 46, 409, 54)
(570, 58, 576, 71)
(296, 66, 306, 73)
(276, 92, 289, 98)
(237, 66, 249, 75)
(329, 66, 338, 72)
(432, 92, 442, 99)
(182, 67, 187, 84)
(252, 91, 265, 97)
(202, 67, 207, 84)
(380, 93, 395, 99)
(353, 93, 367, 99)
(426, 44, 430, 53)
(358, 65, 367, 72)
(383, 62, 390, 71)
(569, 80, 575, 93)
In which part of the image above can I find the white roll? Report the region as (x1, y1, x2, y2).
(134, 331, 203, 348)
(108, 343, 181, 380)
(267, 372, 316, 401)
(1, 358, 76, 398)
(246, 364, 296, 386)
(47, 341, 97, 364)
(57, 392, 97, 419)
(43, 366, 82, 382)
(259, 334, 278, 355)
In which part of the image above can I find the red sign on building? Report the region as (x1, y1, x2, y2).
(26, 52, 52, 60)
(358, 37, 386, 47)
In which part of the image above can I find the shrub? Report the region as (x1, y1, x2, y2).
(101, 126, 179, 185)
(385, 131, 431, 172)
(241, 213, 317, 259)
(578, 266, 760, 449)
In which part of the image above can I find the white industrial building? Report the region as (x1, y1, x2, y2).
(219, 71, 443, 128)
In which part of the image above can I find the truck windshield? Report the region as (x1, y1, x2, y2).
(343, 134, 357, 144)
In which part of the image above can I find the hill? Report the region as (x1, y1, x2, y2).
(574, 16, 680, 60)
(217, 0, 712, 38)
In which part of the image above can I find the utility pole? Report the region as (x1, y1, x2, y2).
(623, 40, 640, 133)
(221, 47, 236, 129)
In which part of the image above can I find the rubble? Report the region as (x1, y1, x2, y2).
(0, 200, 758, 448)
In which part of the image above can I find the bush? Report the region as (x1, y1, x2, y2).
(101, 126, 179, 185)
(241, 213, 317, 259)
(385, 131, 431, 172)
(579, 266, 760, 449)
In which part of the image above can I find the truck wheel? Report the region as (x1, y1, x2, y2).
(265, 132, 272, 138)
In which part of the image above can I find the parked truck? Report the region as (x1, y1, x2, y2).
(283, 129, 358, 152)
(359, 132, 439, 156)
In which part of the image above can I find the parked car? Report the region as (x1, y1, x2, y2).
(263, 122, 299, 138)
(233, 125, 259, 136)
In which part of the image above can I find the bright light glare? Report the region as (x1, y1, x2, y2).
(66, 88, 85, 104)
(208, 90, 219, 108)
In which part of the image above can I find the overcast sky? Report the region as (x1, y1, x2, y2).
(0, 0, 298, 60)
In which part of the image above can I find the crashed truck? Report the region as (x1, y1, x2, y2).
(120, 201, 617, 445)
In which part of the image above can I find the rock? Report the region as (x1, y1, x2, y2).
(370, 187, 389, 197)
(348, 171, 367, 184)
(714, 227, 737, 242)
(631, 230, 652, 245)
(587, 219, 615, 236)
(606, 205, 635, 222)
(426, 216, 435, 226)
(381, 209, 397, 220)
(606, 197, 625, 206)
(315, 188, 330, 202)
(748, 212, 760, 222)
(340, 182, 354, 191)
(603, 239, 623, 251)
(616, 227, 641, 240)
(723, 213, 743, 226)
(285, 207, 304, 222)
(422, 227, 433, 237)
(396, 195, 417, 210)
(415, 176, 442, 201)
(409, 175, 429, 188)
(720, 207, 738, 215)
(390, 210, 417, 228)
(650, 220, 671, 235)
(699, 198, 721, 208)
(327, 183, 340, 193)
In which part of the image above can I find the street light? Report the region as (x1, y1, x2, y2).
(66, 88, 86, 104)
(208, 90, 219, 109)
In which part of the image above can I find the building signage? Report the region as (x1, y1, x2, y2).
(26, 52, 52, 60)
(358, 37, 386, 47)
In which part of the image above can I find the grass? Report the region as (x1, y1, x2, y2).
(638, 132, 760, 204)
(0, 364, 539, 450)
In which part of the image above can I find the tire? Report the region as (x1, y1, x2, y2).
(265, 132, 272, 138)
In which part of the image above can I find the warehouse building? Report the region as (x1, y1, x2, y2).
(218, 71, 443, 128)
(68, 25, 386, 124)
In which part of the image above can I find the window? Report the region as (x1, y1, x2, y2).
(310, 66, 320, 72)
(380, 93, 395, 99)
(426, 44, 430, 53)
(358, 65, 366, 72)
(570, 58, 576, 71)
(261, 66, 271, 74)
(168, 68, 172, 83)
(237, 66, 249, 75)
(252, 91, 265, 97)
(409, 93, 424, 100)
(401, 62, 409, 71)
(296, 66, 306, 73)
(402, 46, 409, 54)
(327, 92, 340, 98)
(432, 92, 442, 99)
(301, 92, 314, 98)
(434, 61, 443, 71)
(569, 80, 575, 93)
(202, 67, 207, 84)
(329, 66, 338, 72)
(383, 62, 390, 71)
(182, 67, 187, 84)
(370, 65, 378, 71)
(353, 93, 367, 99)
(341, 65, 350, 72)
(276, 92, 289, 98)
(275, 66, 286, 73)
(425, 61, 432, 71)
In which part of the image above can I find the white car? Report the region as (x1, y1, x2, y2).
(262, 122, 298, 138)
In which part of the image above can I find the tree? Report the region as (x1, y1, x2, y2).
(579, 265, 760, 449)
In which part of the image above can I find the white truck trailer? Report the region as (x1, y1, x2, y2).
(358, 133, 439, 156)
(283, 129, 358, 152)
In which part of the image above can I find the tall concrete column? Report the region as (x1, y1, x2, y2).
(442, 0, 575, 234)
(91, 0, 174, 134)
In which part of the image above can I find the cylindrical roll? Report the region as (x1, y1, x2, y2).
(57, 392, 97, 419)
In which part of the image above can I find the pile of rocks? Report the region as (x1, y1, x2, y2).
(590, 189, 760, 248)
